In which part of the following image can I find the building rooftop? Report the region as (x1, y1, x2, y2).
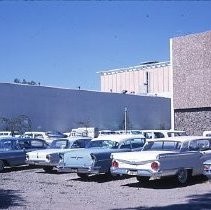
(97, 61, 170, 75)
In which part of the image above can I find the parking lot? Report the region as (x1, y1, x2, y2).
(1, 166, 211, 210)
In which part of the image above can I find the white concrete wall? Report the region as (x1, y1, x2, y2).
(0, 83, 171, 132)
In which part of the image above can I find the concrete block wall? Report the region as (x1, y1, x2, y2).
(174, 108, 211, 135)
(172, 30, 211, 109)
(171, 30, 211, 134)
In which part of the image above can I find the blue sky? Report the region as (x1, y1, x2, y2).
(0, 1, 211, 91)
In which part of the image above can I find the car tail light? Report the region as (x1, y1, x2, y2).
(151, 161, 160, 171)
(26, 154, 29, 160)
(112, 160, 119, 168)
(46, 154, 50, 161)
(90, 154, 96, 161)
(59, 153, 64, 160)
(204, 164, 210, 170)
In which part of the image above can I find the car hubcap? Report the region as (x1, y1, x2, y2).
(178, 169, 187, 184)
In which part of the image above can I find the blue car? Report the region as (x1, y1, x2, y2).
(0, 137, 49, 172)
(57, 134, 146, 179)
(203, 159, 211, 179)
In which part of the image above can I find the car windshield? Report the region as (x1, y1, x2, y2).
(143, 141, 181, 151)
(129, 130, 142, 135)
(86, 140, 118, 149)
(0, 140, 13, 150)
(50, 139, 69, 149)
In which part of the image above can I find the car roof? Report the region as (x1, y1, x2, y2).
(91, 134, 145, 142)
(53, 137, 92, 141)
(141, 130, 186, 133)
(0, 137, 47, 141)
(0, 137, 17, 140)
(147, 136, 211, 143)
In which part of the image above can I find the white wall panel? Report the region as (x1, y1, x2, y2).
(0, 83, 171, 132)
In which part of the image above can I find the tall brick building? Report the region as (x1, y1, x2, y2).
(171, 31, 211, 135)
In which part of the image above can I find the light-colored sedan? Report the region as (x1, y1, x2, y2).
(111, 136, 211, 185)
(25, 136, 92, 172)
(57, 134, 146, 179)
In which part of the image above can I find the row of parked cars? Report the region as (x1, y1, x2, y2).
(0, 131, 211, 186)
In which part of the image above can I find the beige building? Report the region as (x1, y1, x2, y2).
(98, 30, 211, 135)
(98, 61, 172, 98)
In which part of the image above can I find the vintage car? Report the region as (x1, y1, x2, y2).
(0, 131, 21, 137)
(23, 131, 67, 144)
(25, 136, 92, 172)
(0, 137, 49, 172)
(57, 134, 146, 179)
(203, 159, 211, 179)
(203, 131, 211, 137)
(140, 130, 187, 139)
(110, 136, 211, 185)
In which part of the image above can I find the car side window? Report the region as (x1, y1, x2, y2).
(189, 139, 211, 151)
(154, 132, 165, 138)
(72, 140, 82, 148)
(150, 141, 163, 150)
(18, 140, 31, 149)
(71, 139, 91, 148)
(144, 132, 152, 139)
(163, 141, 180, 150)
(119, 140, 131, 149)
(180, 142, 188, 152)
(2, 140, 13, 150)
(30, 140, 45, 148)
(34, 134, 44, 139)
(84, 139, 91, 147)
(131, 138, 145, 149)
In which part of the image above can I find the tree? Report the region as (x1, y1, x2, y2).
(14, 78, 20, 84)
(0, 115, 32, 134)
(30, 81, 36, 85)
(22, 79, 27, 84)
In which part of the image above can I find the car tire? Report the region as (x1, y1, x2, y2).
(0, 160, 5, 172)
(176, 168, 189, 185)
(77, 173, 89, 180)
(43, 166, 54, 173)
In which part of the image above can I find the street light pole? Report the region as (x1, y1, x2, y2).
(124, 107, 127, 134)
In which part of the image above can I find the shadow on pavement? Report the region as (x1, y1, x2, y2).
(0, 189, 26, 209)
(71, 174, 131, 183)
(111, 192, 211, 210)
(122, 175, 209, 189)
(2, 165, 42, 173)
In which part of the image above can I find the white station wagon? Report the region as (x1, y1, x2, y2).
(111, 136, 211, 185)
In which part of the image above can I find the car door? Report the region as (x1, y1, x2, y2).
(1, 140, 26, 166)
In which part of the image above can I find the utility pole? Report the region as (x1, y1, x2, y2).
(124, 107, 127, 134)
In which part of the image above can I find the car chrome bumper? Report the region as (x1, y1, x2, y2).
(204, 170, 211, 179)
(26, 160, 57, 167)
(110, 167, 178, 180)
(57, 166, 101, 174)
